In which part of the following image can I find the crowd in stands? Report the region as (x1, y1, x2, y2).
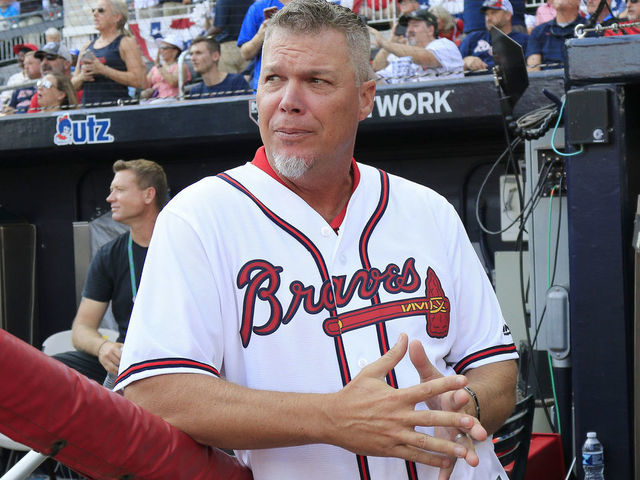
(1, 0, 638, 114)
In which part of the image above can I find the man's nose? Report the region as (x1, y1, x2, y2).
(278, 81, 305, 114)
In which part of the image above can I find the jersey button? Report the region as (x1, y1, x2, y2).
(358, 358, 367, 368)
(321, 226, 332, 237)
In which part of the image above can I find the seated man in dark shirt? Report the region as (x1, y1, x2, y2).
(458, 0, 528, 72)
(187, 36, 250, 99)
(526, 0, 582, 70)
(53, 159, 169, 384)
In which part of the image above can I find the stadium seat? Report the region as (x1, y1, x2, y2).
(493, 394, 535, 480)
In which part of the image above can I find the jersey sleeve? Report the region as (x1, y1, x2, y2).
(440, 202, 518, 373)
(115, 209, 223, 391)
(81, 243, 114, 303)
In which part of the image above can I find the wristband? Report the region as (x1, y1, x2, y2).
(464, 386, 480, 422)
(97, 339, 109, 356)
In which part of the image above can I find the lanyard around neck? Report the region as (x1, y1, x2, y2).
(127, 232, 137, 301)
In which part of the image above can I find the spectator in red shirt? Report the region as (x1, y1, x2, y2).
(605, 0, 639, 34)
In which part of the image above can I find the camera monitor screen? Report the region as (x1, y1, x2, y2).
(491, 26, 529, 110)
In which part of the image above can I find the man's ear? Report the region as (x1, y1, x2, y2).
(358, 79, 376, 121)
(144, 187, 157, 205)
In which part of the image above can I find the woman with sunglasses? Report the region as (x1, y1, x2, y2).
(31, 73, 78, 113)
(141, 34, 191, 100)
(72, 0, 145, 107)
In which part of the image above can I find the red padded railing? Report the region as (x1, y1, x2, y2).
(0, 329, 253, 480)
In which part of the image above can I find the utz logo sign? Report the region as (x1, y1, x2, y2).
(54, 114, 115, 146)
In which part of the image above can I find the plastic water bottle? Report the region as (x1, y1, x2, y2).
(582, 431, 604, 479)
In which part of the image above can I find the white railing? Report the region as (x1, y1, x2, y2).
(357, 1, 399, 25)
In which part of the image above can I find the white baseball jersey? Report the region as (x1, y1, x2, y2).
(116, 148, 517, 480)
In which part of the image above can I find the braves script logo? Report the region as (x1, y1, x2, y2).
(237, 257, 450, 347)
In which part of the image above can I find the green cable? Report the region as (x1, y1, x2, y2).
(551, 98, 584, 158)
(546, 186, 562, 435)
(547, 351, 562, 435)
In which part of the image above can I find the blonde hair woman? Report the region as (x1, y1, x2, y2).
(73, 0, 146, 106)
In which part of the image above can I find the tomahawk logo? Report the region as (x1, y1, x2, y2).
(54, 114, 115, 146)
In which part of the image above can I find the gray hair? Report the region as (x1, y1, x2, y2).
(45, 27, 61, 42)
(265, 0, 374, 84)
(107, 0, 130, 35)
(429, 5, 455, 32)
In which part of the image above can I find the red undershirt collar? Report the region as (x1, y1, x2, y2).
(250, 146, 360, 232)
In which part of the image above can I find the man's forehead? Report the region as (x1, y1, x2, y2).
(266, 28, 348, 59)
(113, 170, 137, 183)
(407, 18, 427, 27)
(266, 26, 348, 49)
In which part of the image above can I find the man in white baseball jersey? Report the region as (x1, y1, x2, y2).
(117, 1, 518, 479)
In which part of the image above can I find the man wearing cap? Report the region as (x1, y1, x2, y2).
(369, 9, 464, 83)
(371, 0, 424, 72)
(1, 43, 38, 107)
(393, 0, 424, 38)
(458, 0, 528, 72)
(35, 41, 73, 77)
(187, 35, 250, 98)
(526, 0, 582, 70)
(28, 41, 77, 113)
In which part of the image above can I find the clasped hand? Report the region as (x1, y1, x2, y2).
(98, 340, 124, 375)
(80, 56, 105, 82)
(328, 333, 485, 479)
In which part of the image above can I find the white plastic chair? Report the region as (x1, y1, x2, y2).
(41, 328, 119, 356)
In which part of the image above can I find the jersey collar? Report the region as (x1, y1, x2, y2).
(250, 146, 360, 231)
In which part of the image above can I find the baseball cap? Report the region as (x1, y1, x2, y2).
(13, 43, 38, 55)
(34, 42, 72, 62)
(481, 0, 514, 14)
(156, 34, 184, 52)
(398, 9, 439, 28)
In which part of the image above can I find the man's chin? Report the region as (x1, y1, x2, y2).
(271, 151, 314, 180)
